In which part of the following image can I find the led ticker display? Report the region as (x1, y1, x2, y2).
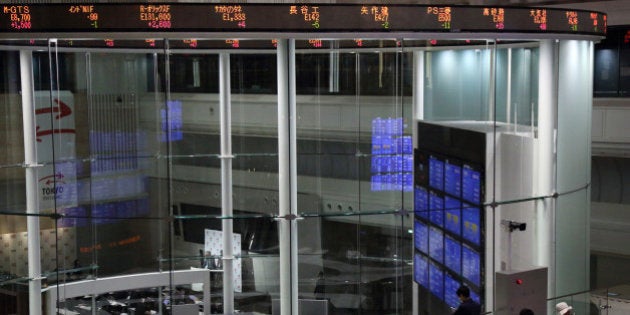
(0, 4, 606, 36)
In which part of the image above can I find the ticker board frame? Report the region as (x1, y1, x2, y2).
(0, 3, 606, 41)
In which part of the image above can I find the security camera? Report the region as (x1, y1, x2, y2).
(509, 222, 526, 232)
(501, 220, 527, 232)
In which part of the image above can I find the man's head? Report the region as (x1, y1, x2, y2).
(456, 285, 471, 301)
(520, 308, 534, 315)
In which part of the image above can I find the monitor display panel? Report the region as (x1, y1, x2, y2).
(470, 289, 481, 305)
(429, 155, 444, 191)
(444, 273, 461, 309)
(462, 164, 481, 205)
(414, 186, 429, 219)
(414, 253, 429, 287)
(444, 235, 462, 275)
(429, 191, 444, 227)
(462, 204, 481, 246)
(462, 245, 481, 287)
(414, 220, 429, 254)
(445, 196, 461, 236)
(444, 160, 462, 197)
(429, 261, 444, 300)
(429, 226, 444, 263)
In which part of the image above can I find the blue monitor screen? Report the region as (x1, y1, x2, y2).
(470, 289, 481, 305)
(414, 220, 429, 254)
(429, 261, 444, 300)
(429, 156, 444, 191)
(444, 236, 462, 275)
(429, 226, 444, 263)
(160, 100, 183, 142)
(462, 245, 481, 287)
(400, 136, 413, 154)
(372, 135, 383, 155)
(444, 273, 461, 309)
(381, 135, 393, 154)
(444, 160, 462, 197)
(462, 204, 481, 246)
(462, 164, 481, 205)
(429, 191, 444, 227)
(444, 196, 461, 236)
(414, 187, 429, 219)
(414, 253, 429, 287)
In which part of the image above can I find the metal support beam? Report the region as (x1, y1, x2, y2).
(219, 52, 235, 315)
(21, 49, 43, 315)
(277, 38, 299, 315)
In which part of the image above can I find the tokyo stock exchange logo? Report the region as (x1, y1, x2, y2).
(39, 173, 66, 201)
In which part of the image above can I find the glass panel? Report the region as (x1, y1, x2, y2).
(38, 39, 170, 282)
(555, 40, 593, 298)
(424, 41, 492, 121)
(295, 38, 412, 314)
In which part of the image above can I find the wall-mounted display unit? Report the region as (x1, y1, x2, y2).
(413, 121, 486, 314)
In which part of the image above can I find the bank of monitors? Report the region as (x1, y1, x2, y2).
(413, 146, 484, 309)
(370, 117, 413, 192)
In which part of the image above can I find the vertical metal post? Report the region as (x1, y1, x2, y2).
(219, 53, 235, 314)
(21, 50, 42, 315)
(411, 50, 424, 315)
(506, 48, 512, 125)
(277, 39, 299, 315)
(536, 39, 557, 299)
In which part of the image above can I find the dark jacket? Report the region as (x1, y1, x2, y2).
(453, 298, 481, 315)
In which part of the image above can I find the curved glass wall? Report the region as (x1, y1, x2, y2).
(0, 35, 595, 315)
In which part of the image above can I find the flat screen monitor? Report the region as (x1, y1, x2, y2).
(414, 220, 429, 254)
(414, 253, 429, 287)
(400, 136, 413, 155)
(381, 134, 394, 154)
(414, 186, 429, 219)
(462, 204, 481, 246)
(444, 235, 462, 275)
(444, 273, 461, 309)
(429, 155, 444, 191)
(470, 289, 481, 305)
(444, 196, 461, 236)
(160, 100, 183, 142)
(429, 261, 444, 300)
(404, 154, 414, 172)
(429, 226, 444, 263)
(429, 191, 444, 227)
(462, 244, 481, 287)
(372, 134, 383, 155)
(462, 164, 481, 205)
(444, 160, 462, 197)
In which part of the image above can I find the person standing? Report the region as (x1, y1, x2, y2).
(453, 285, 481, 315)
